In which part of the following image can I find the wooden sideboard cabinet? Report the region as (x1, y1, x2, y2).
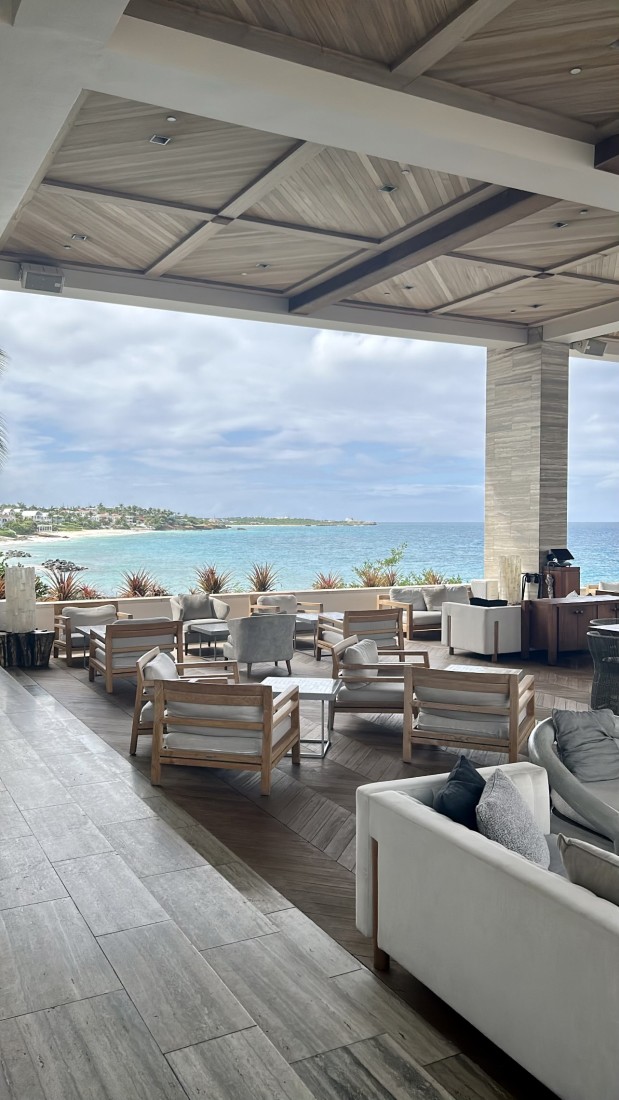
(522, 595, 619, 665)
(541, 566, 580, 599)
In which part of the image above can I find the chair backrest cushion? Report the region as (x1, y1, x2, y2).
(390, 586, 426, 610)
(165, 699, 263, 739)
(257, 594, 298, 615)
(600, 581, 619, 593)
(424, 585, 470, 610)
(62, 603, 117, 627)
(144, 652, 179, 681)
(171, 594, 212, 621)
(211, 597, 230, 620)
(347, 615, 399, 648)
(229, 615, 295, 661)
(341, 638, 379, 689)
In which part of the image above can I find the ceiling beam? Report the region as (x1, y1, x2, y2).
(0, 257, 527, 348)
(144, 140, 324, 276)
(289, 190, 554, 313)
(391, 0, 519, 83)
(543, 299, 619, 342)
(448, 251, 544, 274)
(431, 275, 530, 314)
(125, 0, 592, 142)
(595, 134, 619, 175)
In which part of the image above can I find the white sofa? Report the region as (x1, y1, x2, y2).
(441, 600, 522, 660)
(381, 579, 496, 638)
(357, 763, 619, 1100)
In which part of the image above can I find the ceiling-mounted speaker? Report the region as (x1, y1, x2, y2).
(571, 338, 607, 356)
(20, 264, 64, 294)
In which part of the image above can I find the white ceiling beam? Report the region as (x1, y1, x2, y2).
(0, 2, 128, 240)
(543, 301, 619, 343)
(91, 16, 619, 214)
(392, 0, 519, 83)
(0, 259, 527, 348)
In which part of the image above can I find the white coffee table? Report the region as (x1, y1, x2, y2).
(261, 676, 341, 758)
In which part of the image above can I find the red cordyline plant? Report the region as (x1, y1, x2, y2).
(195, 564, 235, 594)
(312, 571, 344, 590)
(118, 570, 167, 597)
(246, 562, 279, 592)
(41, 559, 87, 601)
(78, 584, 104, 600)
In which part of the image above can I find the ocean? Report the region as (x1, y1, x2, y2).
(2, 522, 617, 593)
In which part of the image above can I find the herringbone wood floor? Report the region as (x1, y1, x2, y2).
(17, 636, 593, 1099)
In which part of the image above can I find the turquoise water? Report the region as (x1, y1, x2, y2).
(2, 522, 617, 592)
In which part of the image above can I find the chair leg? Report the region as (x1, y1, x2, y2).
(88, 662, 95, 682)
(105, 668, 114, 694)
(247, 663, 252, 678)
(285, 660, 292, 675)
(275, 661, 279, 667)
(402, 729, 412, 763)
(151, 756, 161, 785)
(129, 720, 141, 756)
(260, 761, 272, 795)
(291, 736, 300, 765)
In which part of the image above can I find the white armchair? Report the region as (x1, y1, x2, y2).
(441, 601, 521, 661)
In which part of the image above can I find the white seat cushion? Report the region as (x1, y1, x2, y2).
(139, 700, 154, 724)
(341, 638, 379, 689)
(164, 716, 291, 754)
(337, 682, 404, 707)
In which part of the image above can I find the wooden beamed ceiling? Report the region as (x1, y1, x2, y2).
(3, 90, 619, 329)
(126, 0, 619, 142)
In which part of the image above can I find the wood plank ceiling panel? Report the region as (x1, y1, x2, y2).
(165, 221, 359, 288)
(247, 148, 481, 238)
(562, 253, 619, 281)
(143, 0, 462, 64)
(428, 0, 619, 125)
(460, 202, 619, 268)
(4, 191, 203, 270)
(442, 273, 619, 323)
(47, 92, 298, 208)
(350, 254, 521, 309)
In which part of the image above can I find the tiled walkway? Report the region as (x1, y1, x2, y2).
(0, 663, 492, 1099)
(0, 635, 586, 1098)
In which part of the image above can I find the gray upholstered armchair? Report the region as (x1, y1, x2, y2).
(222, 614, 295, 677)
(529, 717, 619, 853)
(170, 593, 230, 654)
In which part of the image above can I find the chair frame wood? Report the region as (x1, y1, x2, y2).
(327, 634, 428, 731)
(88, 619, 183, 694)
(377, 594, 441, 640)
(405, 666, 535, 764)
(53, 599, 130, 666)
(151, 679, 301, 795)
(315, 608, 404, 661)
(130, 646, 240, 755)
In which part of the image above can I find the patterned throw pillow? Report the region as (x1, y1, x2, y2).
(476, 769, 550, 868)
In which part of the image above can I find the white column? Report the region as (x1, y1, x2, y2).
(485, 337, 569, 577)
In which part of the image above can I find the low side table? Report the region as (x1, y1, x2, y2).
(261, 676, 341, 758)
(190, 622, 230, 659)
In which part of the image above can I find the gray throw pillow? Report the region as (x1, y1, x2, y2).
(553, 708, 619, 782)
(423, 586, 447, 611)
(558, 834, 619, 905)
(476, 769, 550, 868)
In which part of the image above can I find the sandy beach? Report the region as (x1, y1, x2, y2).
(0, 527, 182, 548)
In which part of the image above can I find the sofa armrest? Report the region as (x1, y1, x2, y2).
(355, 762, 550, 937)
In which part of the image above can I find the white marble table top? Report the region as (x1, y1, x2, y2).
(261, 676, 342, 700)
(446, 663, 524, 677)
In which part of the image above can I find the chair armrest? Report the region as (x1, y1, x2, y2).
(383, 649, 429, 664)
(272, 685, 300, 719)
(318, 614, 343, 627)
(117, 611, 133, 620)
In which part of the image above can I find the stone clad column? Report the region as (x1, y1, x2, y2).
(485, 337, 569, 578)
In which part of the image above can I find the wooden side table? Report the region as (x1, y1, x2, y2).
(0, 630, 55, 669)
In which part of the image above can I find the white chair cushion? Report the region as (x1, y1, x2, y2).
(416, 708, 525, 738)
(164, 716, 291, 754)
(144, 652, 178, 680)
(600, 582, 619, 593)
(257, 594, 297, 615)
(416, 685, 509, 707)
(341, 638, 379, 690)
(61, 604, 117, 627)
(94, 647, 140, 670)
(139, 700, 154, 724)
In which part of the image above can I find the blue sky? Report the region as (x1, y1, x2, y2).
(0, 289, 617, 521)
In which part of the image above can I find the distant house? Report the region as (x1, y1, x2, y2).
(21, 510, 49, 522)
(37, 522, 53, 534)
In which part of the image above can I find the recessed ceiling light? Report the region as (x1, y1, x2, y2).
(569, 67, 582, 75)
(510, 309, 517, 313)
(63, 244, 72, 250)
(610, 39, 619, 49)
(534, 272, 555, 280)
(71, 233, 88, 241)
(579, 208, 589, 214)
(241, 271, 248, 276)
(255, 262, 270, 269)
(378, 184, 398, 194)
(404, 284, 415, 290)
(400, 168, 411, 175)
(149, 134, 171, 145)
(554, 221, 569, 229)
(530, 304, 541, 309)
(166, 115, 178, 122)
(384, 290, 391, 295)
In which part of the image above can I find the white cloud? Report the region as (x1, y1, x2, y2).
(0, 290, 616, 520)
